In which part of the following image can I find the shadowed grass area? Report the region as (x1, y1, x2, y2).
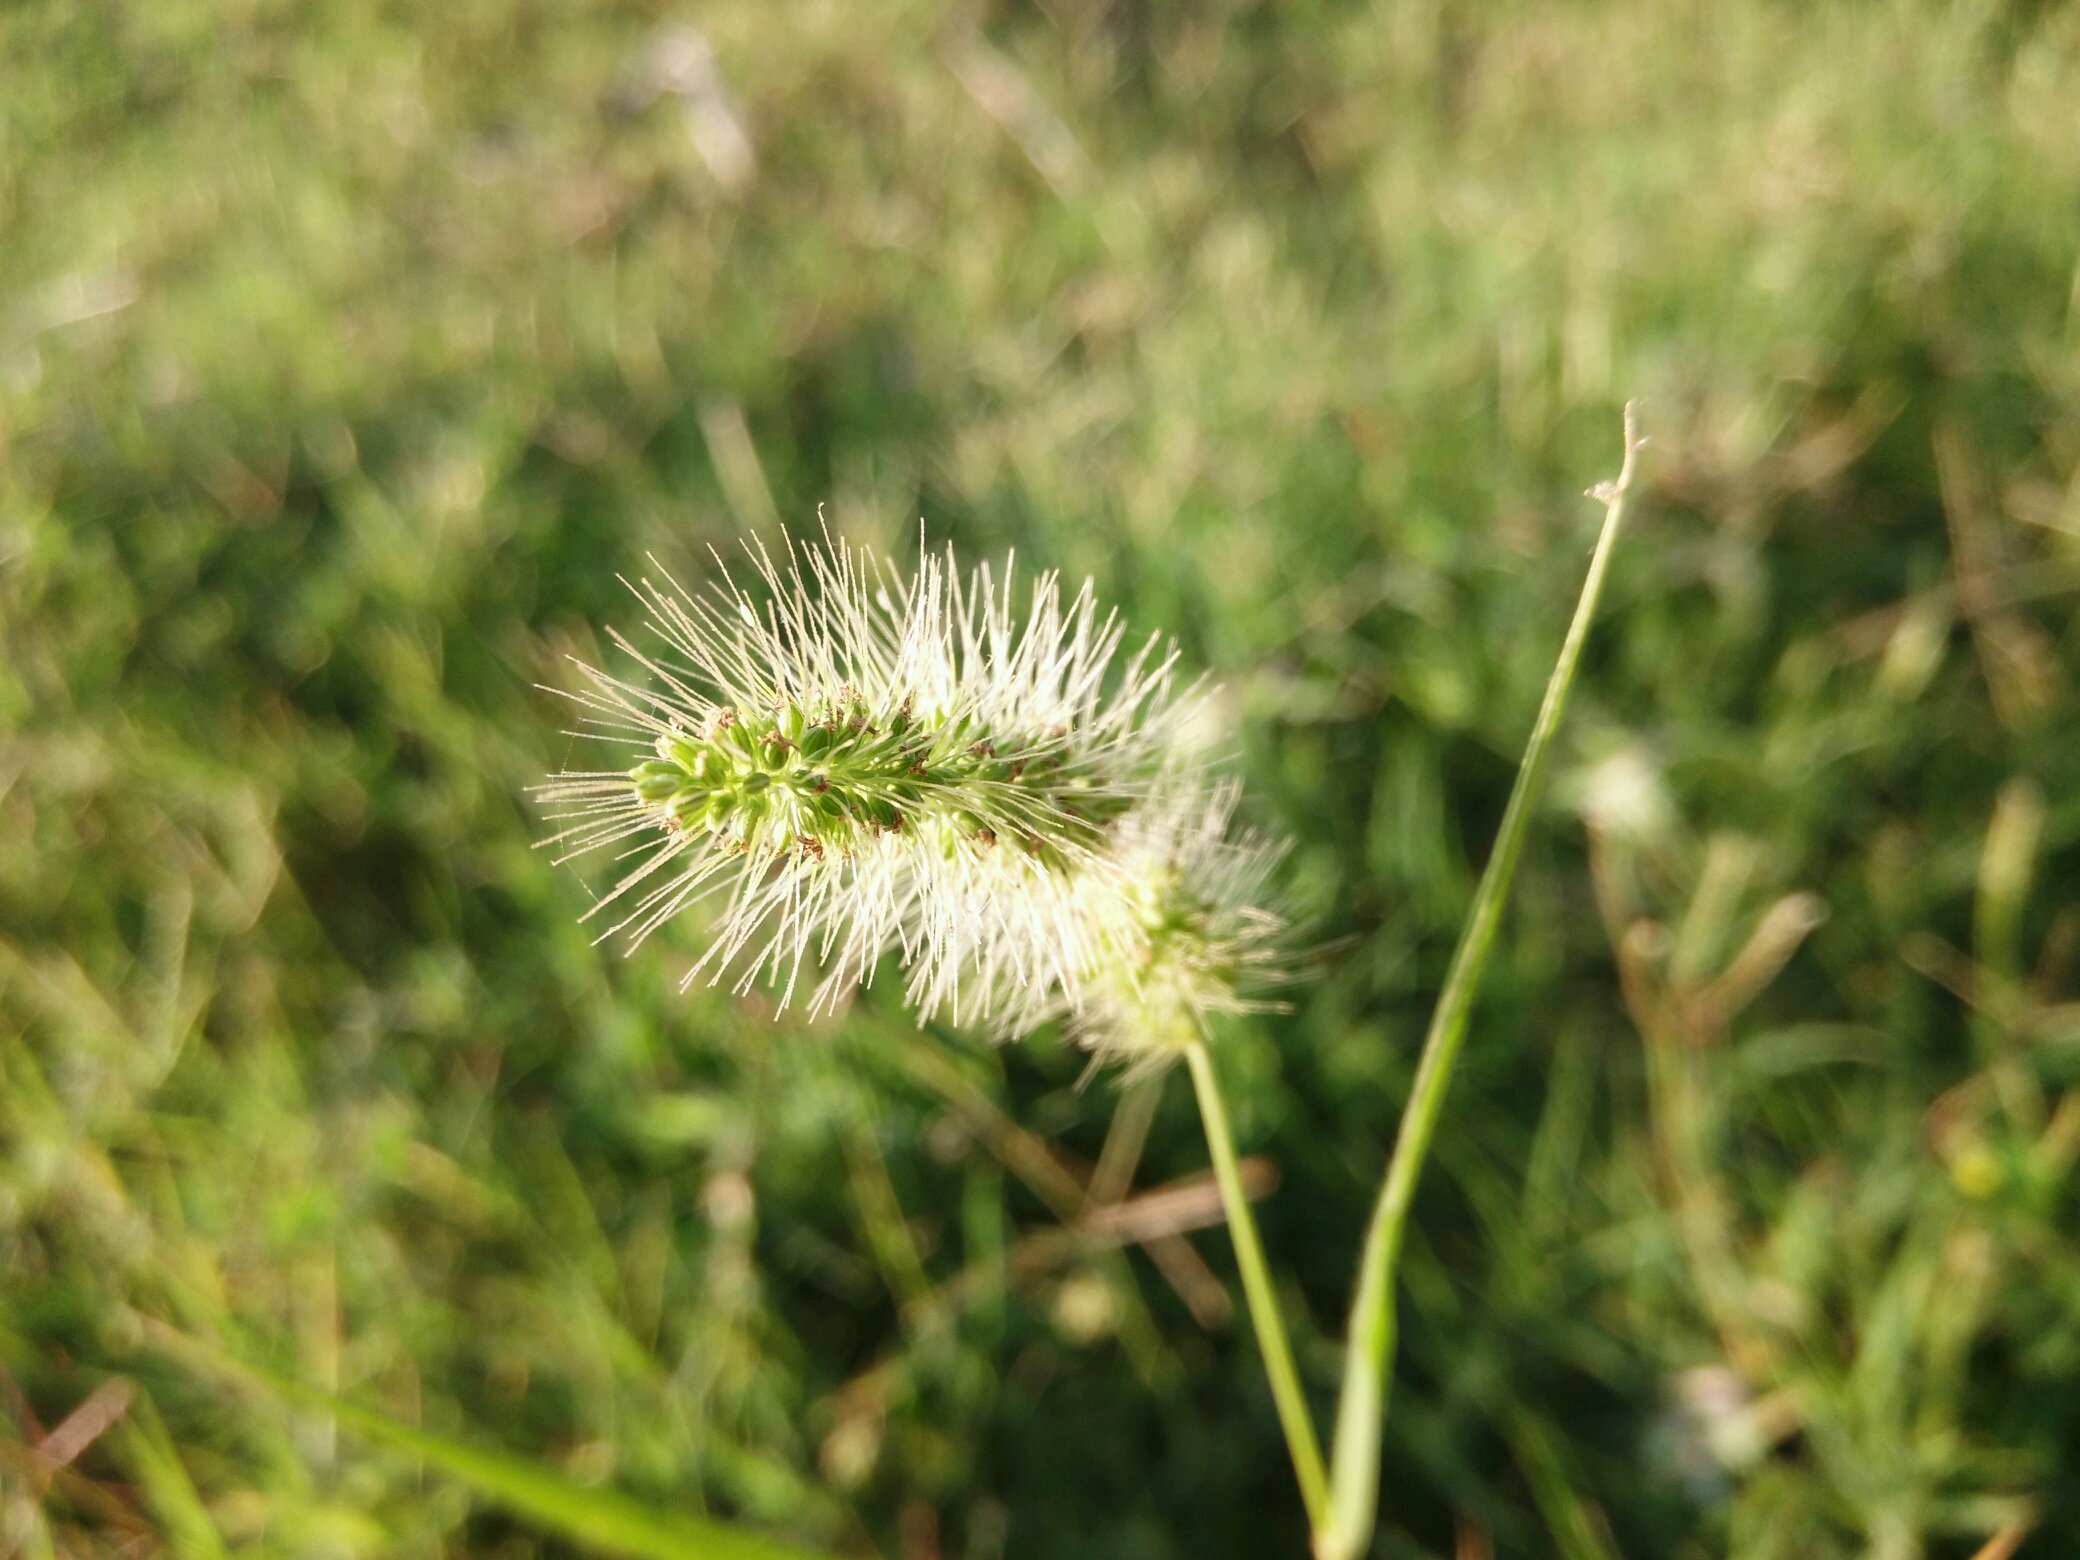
(4, 3, 2079, 1556)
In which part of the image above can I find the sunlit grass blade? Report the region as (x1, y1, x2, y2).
(1318, 407, 1643, 1560)
(146, 1323, 832, 1560)
(110, 1391, 232, 1560)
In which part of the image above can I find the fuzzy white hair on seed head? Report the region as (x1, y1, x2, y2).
(944, 780, 1297, 1065)
(532, 524, 1208, 1015)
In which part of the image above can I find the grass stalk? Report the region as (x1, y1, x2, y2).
(1183, 1036, 1332, 1529)
(1318, 406, 1643, 1560)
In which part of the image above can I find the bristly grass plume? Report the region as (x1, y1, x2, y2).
(534, 528, 1217, 1023)
(964, 780, 1298, 1063)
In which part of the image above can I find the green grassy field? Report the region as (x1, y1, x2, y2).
(6, 3, 2080, 1556)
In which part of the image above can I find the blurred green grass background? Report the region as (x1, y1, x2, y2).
(5, 2, 2080, 1556)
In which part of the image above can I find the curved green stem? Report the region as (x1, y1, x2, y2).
(1318, 407, 1644, 1560)
(1183, 1038, 1331, 1530)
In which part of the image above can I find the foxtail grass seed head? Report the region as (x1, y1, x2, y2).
(952, 781, 1298, 1065)
(534, 528, 1208, 1017)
